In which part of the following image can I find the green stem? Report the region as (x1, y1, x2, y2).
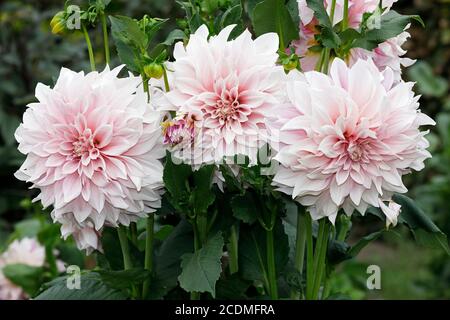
(130, 222, 138, 246)
(329, 0, 337, 23)
(117, 227, 132, 270)
(100, 13, 110, 65)
(81, 24, 96, 71)
(322, 48, 331, 73)
(163, 67, 170, 92)
(290, 207, 307, 299)
(312, 220, 330, 300)
(190, 223, 201, 300)
(228, 225, 239, 274)
(343, 0, 349, 30)
(142, 213, 154, 299)
(266, 227, 278, 300)
(305, 213, 314, 300)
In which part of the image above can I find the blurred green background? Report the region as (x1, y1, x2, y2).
(0, 0, 449, 299)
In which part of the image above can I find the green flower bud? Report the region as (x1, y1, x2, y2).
(283, 59, 298, 71)
(50, 11, 66, 35)
(144, 63, 164, 79)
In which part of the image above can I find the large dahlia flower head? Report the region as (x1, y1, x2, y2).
(161, 24, 288, 169)
(270, 58, 434, 225)
(15, 66, 166, 253)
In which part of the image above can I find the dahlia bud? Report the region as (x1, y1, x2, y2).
(50, 11, 66, 35)
(282, 54, 299, 71)
(161, 116, 195, 147)
(144, 63, 164, 79)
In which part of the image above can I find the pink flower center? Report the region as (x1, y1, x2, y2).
(209, 92, 241, 126)
(347, 140, 364, 161)
(72, 129, 99, 160)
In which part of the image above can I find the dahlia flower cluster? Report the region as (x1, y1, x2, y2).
(14, 1, 434, 257)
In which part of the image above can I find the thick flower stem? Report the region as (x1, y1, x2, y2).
(100, 13, 110, 65)
(290, 207, 306, 299)
(228, 225, 239, 275)
(163, 67, 170, 92)
(311, 220, 330, 299)
(305, 213, 314, 299)
(142, 213, 154, 299)
(117, 227, 132, 270)
(81, 24, 96, 71)
(343, 0, 349, 30)
(266, 227, 278, 300)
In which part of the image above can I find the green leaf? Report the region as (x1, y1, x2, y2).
(162, 29, 186, 46)
(97, 268, 151, 290)
(353, 10, 424, 50)
(306, 0, 332, 28)
(191, 165, 216, 216)
(220, 5, 243, 31)
(148, 219, 193, 299)
(306, 0, 341, 49)
(239, 219, 289, 282)
(2, 264, 44, 296)
(109, 16, 147, 48)
(348, 230, 385, 257)
(252, 0, 299, 48)
(178, 232, 224, 297)
(231, 193, 258, 224)
(35, 272, 128, 300)
(394, 194, 450, 255)
(163, 155, 192, 213)
(407, 61, 448, 98)
(109, 15, 147, 72)
(215, 274, 251, 299)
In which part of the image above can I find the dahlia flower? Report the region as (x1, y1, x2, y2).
(271, 58, 434, 225)
(164, 24, 286, 166)
(15, 66, 165, 253)
(0, 238, 45, 300)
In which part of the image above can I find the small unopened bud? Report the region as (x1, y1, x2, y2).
(144, 63, 164, 79)
(283, 59, 298, 71)
(50, 11, 66, 35)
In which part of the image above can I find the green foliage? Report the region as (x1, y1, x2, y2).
(251, 0, 299, 48)
(238, 220, 289, 282)
(353, 10, 424, 50)
(408, 61, 449, 98)
(35, 272, 128, 300)
(178, 232, 224, 297)
(2, 264, 44, 296)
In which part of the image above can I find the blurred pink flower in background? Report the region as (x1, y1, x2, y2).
(0, 238, 45, 300)
(14, 66, 165, 253)
(270, 58, 434, 225)
(164, 24, 287, 166)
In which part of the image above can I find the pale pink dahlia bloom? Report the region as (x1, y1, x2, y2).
(15, 66, 165, 253)
(164, 24, 286, 166)
(271, 58, 434, 225)
(0, 238, 45, 300)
